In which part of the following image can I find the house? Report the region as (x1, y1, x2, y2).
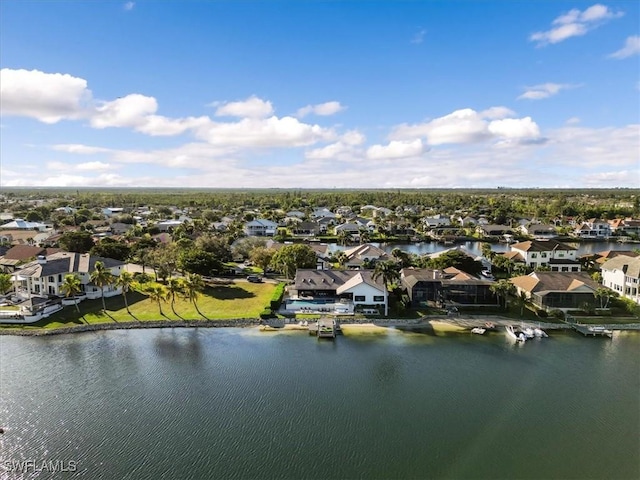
(0, 219, 49, 231)
(508, 240, 580, 272)
(510, 272, 600, 312)
(609, 218, 640, 237)
(575, 219, 611, 238)
(291, 269, 388, 315)
(291, 221, 321, 237)
(581, 250, 640, 269)
(1, 245, 62, 265)
(334, 223, 362, 235)
(600, 255, 640, 304)
(342, 244, 388, 269)
(102, 207, 124, 217)
(311, 208, 337, 219)
(110, 222, 134, 235)
(12, 252, 124, 299)
(0, 229, 41, 245)
(476, 224, 513, 238)
(244, 219, 278, 237)
(401, 267, 498, 307)
(519, 223, 558, 239)
(423, 215, 451, 228)
(458, 216, 477, 227)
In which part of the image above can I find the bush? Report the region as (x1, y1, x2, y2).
(536, 309, 548, 318)
(270, 282, 286, 310)
(259, 308, 273, 319)
(550, 309, 565, 320)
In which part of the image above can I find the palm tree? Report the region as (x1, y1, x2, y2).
(0, 273, 13, 295)
(90, 261, 114, 312)
(166, 277, 184, 317)
(490, 279, 515, 310)
(145, 283, 168, 317)
(516, 290, 531, 316)
(337, 229, 351, 246)
(594, 287, 617, 309)
(115, 271, 134, 317)
(372, 260, 400, 289)
(183, 273, 206, 320)
(60, 274, 83, 316)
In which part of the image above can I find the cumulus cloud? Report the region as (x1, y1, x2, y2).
(582, 170, 640, 187)
(296, 101, 345, 118)
(518, 83, 579, 100)
(51, 144, 112, 154)
(530, 4, 624, 46)
(389, 107, 542, 146)
(214, 96, 274, 118)
(47, 160, 113, 171)
(366, 139, 424, 160)
(0, 68, 92, 123)
(91, 94, 158, 129)
(608, 35, 640, 59)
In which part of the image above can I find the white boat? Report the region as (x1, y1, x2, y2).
(533, 327, 548, 338)
(471, 327, 486, 335)
(506, 325, 526, 342)
(522, 327, 535, 339)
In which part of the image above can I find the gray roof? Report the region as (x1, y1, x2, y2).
(294, 269, 384, 291)
(601, 255, 640, 278)
(15, 252, 124, 278)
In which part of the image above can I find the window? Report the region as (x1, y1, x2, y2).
(531, 253, 537, 258)
(354, 295, 366, 302)
(58, 274, 63, 282)
(541, 253, 547, 258)
(48, 276, 54, 282)
(373, 296, 384, 302)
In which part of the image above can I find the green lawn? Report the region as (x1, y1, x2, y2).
(0, 281, 277, 331)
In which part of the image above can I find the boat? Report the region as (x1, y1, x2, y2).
(521, 327, 535, 339)
(533, 327, 548, 338)
(471, 327, 486, 335)
(505, 325, 526, 342)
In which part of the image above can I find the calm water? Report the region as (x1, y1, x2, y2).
(1, 328, 639, 480)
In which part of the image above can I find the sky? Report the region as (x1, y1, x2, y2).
(0, 0, 639, 189)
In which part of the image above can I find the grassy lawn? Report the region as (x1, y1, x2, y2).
(0, 281, 277, 331)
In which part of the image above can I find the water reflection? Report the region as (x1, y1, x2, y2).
(153, 329, 203, 363)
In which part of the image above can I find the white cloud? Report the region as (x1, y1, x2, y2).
(0, 68, 91, 123)
(51, 144, 112, 154)
(518, 83, 579, 100)
(195, 116, 335, 148)
(214, 96, 274, 118)
(366, 139, 424, 160)
(530, 4, 624, 46)
(609, 35, 640, 59)
(296, 101, 345, 118)
(123, 2, 135, 11)
(566, 117, 581, 125)
(390, 107, 541, 146)
(91, 94, 158, 129)
(411, 28, 426, 44)
(47, 160, 113, 171)
(582, 170, 640, 187)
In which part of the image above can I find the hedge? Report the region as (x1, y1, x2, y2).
(270, 282, 286, 310)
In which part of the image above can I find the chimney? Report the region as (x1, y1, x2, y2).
(433, 269, 439, 279)
(37, 255, 47, 265)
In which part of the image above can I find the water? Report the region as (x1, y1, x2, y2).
(1, 328, 639, 480)
(328, 240, 634, 257)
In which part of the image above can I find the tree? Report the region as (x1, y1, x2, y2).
(58, 231, 94, 253)
(90, 261, 114, 312)
(270, 244, 317, 279)
(0, 273, 13, 295)
(178, 248, 222, 276)
(490, 279, 516, 310)
(372, 260, 400, 289)
(115, 271, 135, 316)
(183, 273, 206, 320)
(60, 274, 82, 316)
(427, 250, 484, 276)
(232, 237, 267, 260)
(90, 238, 131, 262)
(166, 277, 184, 317)
(249, 247, 276, 274)
(391, 248, 412, 268)
(337, 229, 352, 246)
(195, 234, 232, 262)
(516, 290, 531, 316)
(594, 287, 617, 309)
(140, 282, 168, 317)
(481, 242, 494, 260)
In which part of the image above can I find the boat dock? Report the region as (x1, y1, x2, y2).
(308, 319, 338, 338)
(570, 324, 613, 338)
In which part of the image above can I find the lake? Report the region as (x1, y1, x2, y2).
(1, 328, 639, 479)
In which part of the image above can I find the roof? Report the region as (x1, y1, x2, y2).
(294, 269, 385, 292)
(15, 252, 124, 278)
(2, 245, 46, 261)
(510, 239, 576, 252)
(343, 244, 387, 259)
(600, 255, 640, 278)
(510, 272, 599, 295)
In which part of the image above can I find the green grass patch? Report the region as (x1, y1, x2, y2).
(0, 281, 277, 331)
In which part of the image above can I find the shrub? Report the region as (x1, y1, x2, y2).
(550, 309, 565, 320)
(270, 282, 286, 310)
(536, 309, 548, 318)
(259, 308, 273, 319)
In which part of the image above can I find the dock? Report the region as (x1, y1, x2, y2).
(570, 324, 613, 338)
(309, 319, 338, 339)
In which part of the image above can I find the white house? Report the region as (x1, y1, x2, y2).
(601, 255, 640, 305)
(0, 219, 49, 231)
(292, 269, 388, 315)
(508, 239, 579, 271)
(575, 219, 611, 238)
(244, 219, 278, 236)
(12, 252, 124, 299)
(342, 244, 388, 269)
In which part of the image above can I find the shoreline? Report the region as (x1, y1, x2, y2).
(2, 315, 639, 337)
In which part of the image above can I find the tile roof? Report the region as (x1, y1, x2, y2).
(510, 239, 576, 252)
(510, 272, 599, 294)
(600, 255, 640, 278)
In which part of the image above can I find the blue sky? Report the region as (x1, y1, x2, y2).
(1, 0, 638, 188)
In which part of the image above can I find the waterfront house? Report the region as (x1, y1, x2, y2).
(291, 269, 388, 315)
(509, 272, 600, 312)
(401, 267, 498, 308)
(508, 239, 580, 272)
(476, 224, 513, 238)
(518, 223, 558, 239)
(574, 219, 611, 239)
(342, 244, 388, 269)
(12, 251, 124, 299)
(600, 255, 640, 305)
(608, 218, 640, 237)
